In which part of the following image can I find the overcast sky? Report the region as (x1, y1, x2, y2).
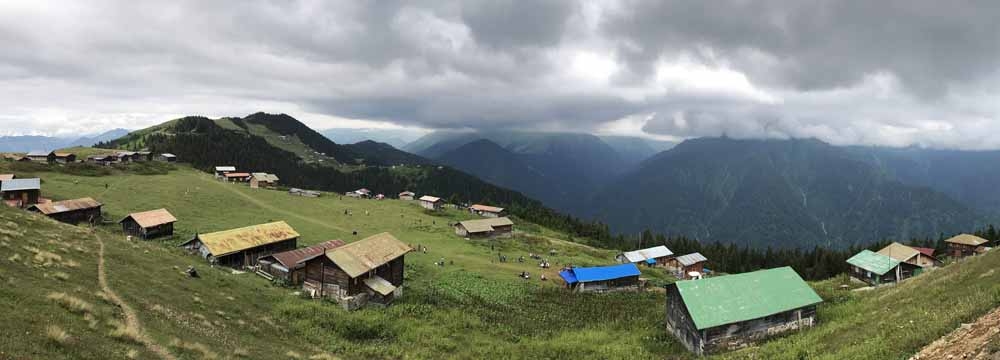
(2, 1, 1000, 149)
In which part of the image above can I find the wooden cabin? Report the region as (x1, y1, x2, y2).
(469, 204, 506, 218)
(617, 245, 675, 267)
(666, 267, 822, 355)
(454, 217, 514, 238)
(87, 155, 114, 166)
(558, 263, 641, 293)
(945, 234, 989, 259)
(179, 221, 299, 269)
(419, 195, 443, 211)
(114, 151, 138, 163)
(877, 242, 940, 270)
(1, 178, 41, 208)
(668, 253, 708, 279)
(301, 232, 411, 310)
(846, 249, 919, 285)
(214, 166, 236, 178)
(353, 188, 372, 198)
(119, 208, 177, 240)
(158, 153, 177, 162)
(53, 152, 76, 164)
(223, 172, 251, 183)
(249, 173, 280, 189)
(3, 154, 30, 162)
(26, 150, 54, 163)
(398, 191, 415, 201)
(257, 239, 346, 285)
(28, 197, 103, 225)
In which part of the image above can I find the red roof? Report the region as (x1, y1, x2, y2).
(224, 172, 251, 178)
(264, 239, 346, 268)
(912, 247, 936, 257)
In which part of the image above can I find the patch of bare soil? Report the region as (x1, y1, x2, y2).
(910, 306, 1000, 360)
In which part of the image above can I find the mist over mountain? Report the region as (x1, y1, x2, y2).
(0, 128, 129, 152)
(320, 128, 424, 149)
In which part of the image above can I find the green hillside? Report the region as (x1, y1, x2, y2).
(3, 162, 1000, 359)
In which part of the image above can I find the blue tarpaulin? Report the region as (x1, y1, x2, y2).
(559, 269, 578, 284)
(567, 263, 641, 283)
(645, 258, 657, 265)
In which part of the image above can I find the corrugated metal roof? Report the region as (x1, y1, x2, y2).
(945, 234, 989, 246)
(457, 217, 514, 233)
(0, 174, 14, 181)
(419, 195, 441, 202)
(363, 275, 397, 296)
(913, 247, 936, 257)
(877, 242, 921, 262)
(559, 269, 577, 284)
(27, 150, 51, 157)
(399, 191, 415, 196)
(197, 221, 299, 257)
(1, 178, 40, 192)
(674, 267, 823, 330)
(267, 239, 346, 268)
(621, 245, 674, 263)
(251, 173, 280, 182)
(846, 250, 900, 275)
(675, 252, 708, 266)
(30, 197, 102, 215)
(325, 232, 411, 278)
(566, 263, 641, 283)
(470, 204, 505, 213)
(120, 208, 177, 228)
(215, 166, 236, 172)
(160, 153, 176, 157)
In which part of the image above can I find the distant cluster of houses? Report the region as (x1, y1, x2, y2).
(213, 166, 280, 189)
(2, 150, 177, 165)
(846, 234, 991, 286)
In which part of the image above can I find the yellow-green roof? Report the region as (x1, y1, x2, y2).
(674, 267, 823, 330)
(197, 221, 299, 257)
(326, 232, 411, 278)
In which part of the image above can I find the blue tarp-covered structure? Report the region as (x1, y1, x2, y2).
(559, 263, 641, 284)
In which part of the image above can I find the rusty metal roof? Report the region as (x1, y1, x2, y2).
(266, 239, 346, 268)
(325, 232, 411, 278)
(119, 208, 177, 228)
(196, 221, 300, 257)
(457, 217, 514, 233)
(470, 204, 505, 213)
(419, 195, 441, 202)
(29, 197, 102, 215)
(945, 234, 989, 246)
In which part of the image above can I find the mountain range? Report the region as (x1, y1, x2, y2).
(0, 128, 130, 152)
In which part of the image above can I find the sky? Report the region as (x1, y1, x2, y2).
(2, 1, 1000, 149)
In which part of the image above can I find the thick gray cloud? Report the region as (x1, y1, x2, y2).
(1, 1, 1000, 149)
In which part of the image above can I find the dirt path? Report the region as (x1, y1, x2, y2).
(95, 232, 177, 360)
(909, 306, 1000, 360)
(198, 175, 347, 232)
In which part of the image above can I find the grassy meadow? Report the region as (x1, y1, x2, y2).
(2, 161, 1000, 359)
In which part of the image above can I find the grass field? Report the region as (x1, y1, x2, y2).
(3, 162, 1000, 359)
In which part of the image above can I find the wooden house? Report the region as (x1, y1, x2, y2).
(301, 232, 412, 310)
(119, 208, 177, 240)
(668, 253, 708, 279)
(2, 154, 30, 162)
(26, 150, 54, 163)
(28, 197, 103, 225)
(558, 263, 641, 293)
(53, 152, 76, 163)
(454, 217, 514, 238)
(877, 242, 940, 270)
(214, 166, 236, 178)
(353, 188, 372, 198)
(179, 221, 299, 269)
(418, 195, 443, 211)
(114, 151, 137, 163)
(1, 178, 41, 208)
(470, 204, 506, 218)
(846, 249, 919, 285)
(945, 234, 989, 259)
(257, 239, 346, 285)
(666, 267, 822, 355)
(289, 188, 321, 197)
(87, 155, 114, 166)
(135, 151, 152, 162)
(158, 153, 177, 162)
(223, 172, 251, 183)
(249, 173, 280, 189)
(617, 245, 675, 267)
(398, 191, 415, 201)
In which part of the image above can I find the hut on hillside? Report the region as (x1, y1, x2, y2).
(558, 263, 641, 293)
(87, 155, 115, 166)
(846, 249, 919, 285)
(1, 178, 41, 208)
(53, 152, 76, 163)
(26, 150, 54, 163)
(665, 267, 823, 355)
(353, 188, 372, 198)
(302, 232, 412, 310)
(419, 195, 443, 211)
(3, 154, 29, 162)
(250, 173, 280, 189)
(134, 151, 152, 162)
(945, 234, 990, 259)
(223, 172, 251, 183)
(257, 239, 346, 284)
(470, 204, 507, 218)
(158, 153, 177, 162)
(114, 151, 137, 163)
(28, 197, 103, 225)
(289, 188, 322, 197)
(214, 166, 236, 178)
(179, 221, 299, 269)
(454, 217, 514, 238)
(119, 208, 177, 240)
(877, 242, 940, 270)
(616, 245, 675, 267)
(668, 253, 709, 279)
(398, 191, 415, 201)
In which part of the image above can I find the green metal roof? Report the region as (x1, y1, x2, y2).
(846, 250, 900, 276)
(674, 267, 823, 330)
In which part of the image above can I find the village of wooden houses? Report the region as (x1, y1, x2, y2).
(1, 148, 998, 359)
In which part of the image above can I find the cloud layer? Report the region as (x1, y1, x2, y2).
(2, 1, 1000, 149)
